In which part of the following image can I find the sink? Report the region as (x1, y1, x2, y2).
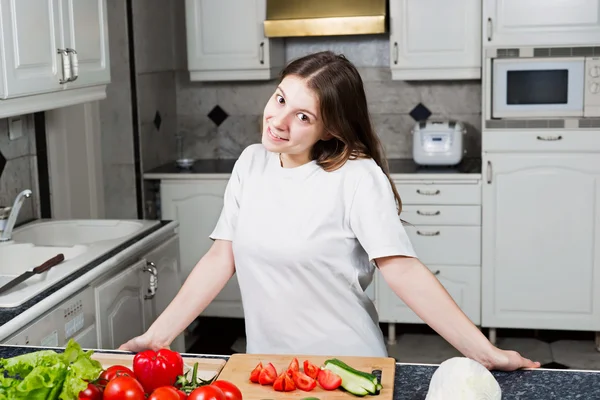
(11, 219, 156, 247)
(0, 243, 89, 307)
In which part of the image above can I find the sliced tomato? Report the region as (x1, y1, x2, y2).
(249, 362, 263, 383)
(291, 370, 317, 391)
(273, 371, 296, 392)
(258, 362, 277, 385)
(286, 357, 300, 376)
(303, 360, 320, 380)
(317, 369, 342, 390)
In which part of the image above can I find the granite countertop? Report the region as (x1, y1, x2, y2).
(0, 221, 172, 331)
(143, 157, 482, 179)
(0, 346, 596, 399)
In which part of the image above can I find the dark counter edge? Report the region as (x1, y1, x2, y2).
(144, 158, 482, 176)
(0, 221, 173, 328)
(0, 346, 598, 400)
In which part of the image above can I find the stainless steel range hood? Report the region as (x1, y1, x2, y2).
(264, 0, 387, 38)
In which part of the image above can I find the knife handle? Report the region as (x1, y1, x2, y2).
(33, 254, 65, 274)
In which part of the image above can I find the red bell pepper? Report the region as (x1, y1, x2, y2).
(133, 348, 184, 393)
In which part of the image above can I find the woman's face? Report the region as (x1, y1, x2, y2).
(261, 75, 328, 166)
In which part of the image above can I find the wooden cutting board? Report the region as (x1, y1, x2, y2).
(91, 352, 226, 381)
(216, 353, 396, 399)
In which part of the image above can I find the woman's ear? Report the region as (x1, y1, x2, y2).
(321, 131, 334, 141)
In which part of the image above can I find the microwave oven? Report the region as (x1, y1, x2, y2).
(491, 56, 600, 119)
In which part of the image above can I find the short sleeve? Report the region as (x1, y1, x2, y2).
(349, 163, 418, 261)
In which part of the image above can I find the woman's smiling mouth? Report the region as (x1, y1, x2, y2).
(267, 126, 289, 142)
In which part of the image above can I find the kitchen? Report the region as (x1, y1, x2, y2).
(0, 0, 599, 398)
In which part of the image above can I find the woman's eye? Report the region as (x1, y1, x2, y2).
(297, 113, 309, 122)
(276, 94, 285, 104)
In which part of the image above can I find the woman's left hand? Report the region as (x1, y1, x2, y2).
(482, 348, 541, 371)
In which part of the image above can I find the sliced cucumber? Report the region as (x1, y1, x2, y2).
(323, 358, 380, 396)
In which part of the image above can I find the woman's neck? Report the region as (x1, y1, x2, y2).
(279, 152, 311, 168)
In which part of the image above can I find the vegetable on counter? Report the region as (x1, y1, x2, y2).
(133, 348, 184, 393)
(424, 357, 501, 400)
(0, 338, 103, 400)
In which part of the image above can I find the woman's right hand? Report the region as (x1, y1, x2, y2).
(118, 333, 168, 353)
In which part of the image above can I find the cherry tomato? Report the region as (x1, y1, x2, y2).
(103, 376, 145, 400)
(291, 370, 317, 391)
(303, 360, 320, 380)
(148, 386, 183, 400)
(78, 382, 103, 400)
(99, 364, 136, 384)
(211, 380, 242, 400)
(187, 385, 226, 400)
(249, 362, 262, 383)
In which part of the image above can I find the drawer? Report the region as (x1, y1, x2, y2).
(401, 205, 480, 226)
(394, 182, 481, 205)
(483, 130, 600, 153)
(376, 265, 481, 325)
(405, 225, 480, 266)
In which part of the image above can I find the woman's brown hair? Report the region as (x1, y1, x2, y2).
(278, 51, 404, 215)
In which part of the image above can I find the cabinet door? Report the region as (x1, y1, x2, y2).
(185, 0, 283, 81)
(484, 0, 600, 47)
(95, 260, 146, 349)
(482, 154, 600, 330)
(389, 0, 481, 80)
(0, 0, 64, 98)
(160, 180, 244, 318)
(144, 234, 186, 353)
(61, 0, 110, 87)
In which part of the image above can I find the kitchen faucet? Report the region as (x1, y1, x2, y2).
(0, 189, 32, 242)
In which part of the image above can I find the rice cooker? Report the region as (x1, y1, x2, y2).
(411, 120, 466, 166)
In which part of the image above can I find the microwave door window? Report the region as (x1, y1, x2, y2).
(507, 70, 568, 105)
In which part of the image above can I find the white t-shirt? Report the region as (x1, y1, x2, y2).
(209, 144, 417, 357)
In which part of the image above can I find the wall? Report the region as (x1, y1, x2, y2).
(0, 115, 40, 224)
(176, 36, 482, 160)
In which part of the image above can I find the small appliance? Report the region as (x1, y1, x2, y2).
(411, 120, 466, 166)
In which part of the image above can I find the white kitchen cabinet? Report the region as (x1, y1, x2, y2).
(483, 0, 600, 47)
(389, 0, 481, 80)
(185, 0, 284, 81)
(481, 153, 600, 331)
(0, 0, 110, 118)
(160, 179, 244, 318)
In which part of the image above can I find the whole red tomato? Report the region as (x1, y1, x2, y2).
(103, 376, 145, 400)
(99, 365, 136, 384)
(211, 381, 242, 400)
(133, 349, 184, 393)
(78, 382, 103, 400)
(148, 386, 185, 400)
(187, 385, 226, 400)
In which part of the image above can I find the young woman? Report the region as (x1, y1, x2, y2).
(120, 51, 540, 371)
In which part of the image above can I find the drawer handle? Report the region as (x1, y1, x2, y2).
(537, 135, 562, 141)
(416, 189, 440, 196)
(417, 210, 440, 216)
(417, 230, 440, 236)
(433, 270, 441, 275)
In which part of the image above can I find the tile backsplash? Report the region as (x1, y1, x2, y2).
(0, 116, 39, 224)
(175, 36, 482, 160)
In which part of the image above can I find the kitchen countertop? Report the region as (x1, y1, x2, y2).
(143, 157, 482, 181)
(0, 346, 597, 399)
(0, 220, 178, 340)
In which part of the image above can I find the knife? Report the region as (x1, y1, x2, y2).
(0, 253, 65, 295)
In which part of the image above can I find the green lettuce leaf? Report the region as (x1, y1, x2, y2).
(58, 340, 103, 400)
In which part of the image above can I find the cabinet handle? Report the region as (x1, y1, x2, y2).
(142, 261, 158, 300)
(537, 135, 562, 141)
(417, 210, 440, 216)
(487, 18, 493, 41)
(487, 160, 492, 184)
(417, 230, 440, 236)
(393, 42, 398, 64)
(57, 49, 72, 84)
(66, 48, 79, 81)
(416, 189, 440, 196)
(259, 42, 264, 64)
(433, 270, 441, 275)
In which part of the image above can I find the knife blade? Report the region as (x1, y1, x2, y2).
(0, 253, 65, 295)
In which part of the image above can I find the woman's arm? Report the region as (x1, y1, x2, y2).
(376, 255, 540, 371)
(119, 239, 235, 351)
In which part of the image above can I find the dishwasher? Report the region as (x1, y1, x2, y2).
(2, 286, 97, 349)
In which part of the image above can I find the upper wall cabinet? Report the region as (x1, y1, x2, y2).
(483, 0, 600, 47)
(389, 0, 481, 81)
(185, 0, 285, 81)
(0, 0, 110, 119)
